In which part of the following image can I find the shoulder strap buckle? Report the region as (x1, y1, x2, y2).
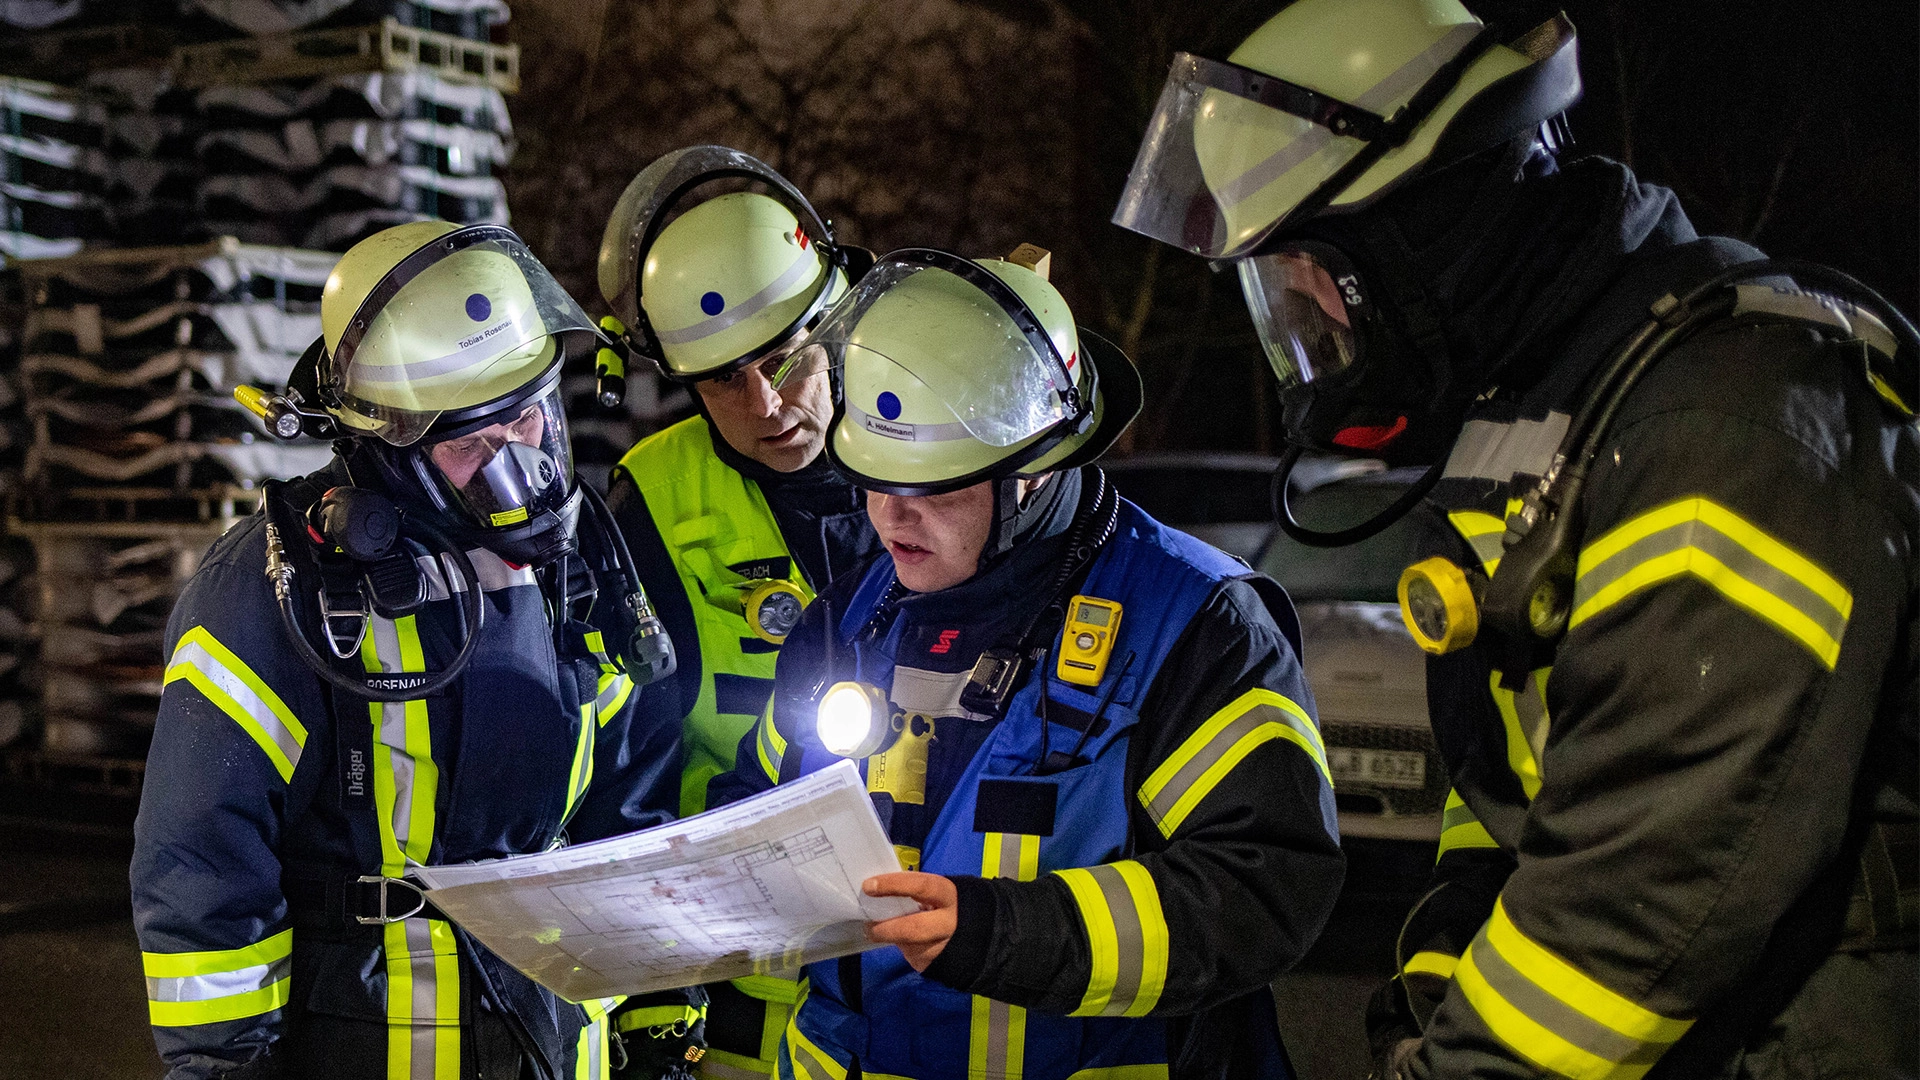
(352, 874, 429, 925)
(317, 582, 369, 659)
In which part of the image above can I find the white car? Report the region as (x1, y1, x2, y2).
(1104, 454, 1443, 842)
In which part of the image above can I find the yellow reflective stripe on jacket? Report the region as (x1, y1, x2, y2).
(754, 697, 786, 784)
(615, 1003, 705, 1033)
(1488, 669, 1550, 800)
(1137, 688, 1327, 838)
(1866, 367, 1913, 416)
(144, 928, 293, 1027)
(782, 1007, 848, 1080)
(1404, 949, 1459, 981)
(1456, 899, 1693, 1080)
(1448, 510, 1508, 574)
(165, 625, 308, 783)
(1438, 789, 1500, 859)
(1054, 861, 1169, 1019)
(577, 997, 619, 1080)
(364, 615, 437, 877)
(565, 701, 597, 822)
(1570, 497, 1852, 669)
(731, 971, 801, 1006)
(594, 670, 634, 725)
(383, 917, 461, 1080)
(972, 832, 1039, 1080)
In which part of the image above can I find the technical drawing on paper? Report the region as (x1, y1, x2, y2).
(413, 761, 917, 1001)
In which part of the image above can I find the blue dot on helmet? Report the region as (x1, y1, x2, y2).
(877, 391, 902, 420)
(465, 293, 491, 321)
(701, 291, 725, 316)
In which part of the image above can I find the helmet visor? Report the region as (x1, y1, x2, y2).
(331, 225, 601, 446)
(811, 254, 1076, 448)
(1238, 246, 1364, 390)
(599, 145, 839, 370)
(1111, 53, 1382, 260)
(424, 382, 574, 531)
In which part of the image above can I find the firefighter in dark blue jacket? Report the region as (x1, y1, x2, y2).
(708, 247, 1345, 1080)
(133, 221, 698, 1080)
(1112, 2, 1919, 1077)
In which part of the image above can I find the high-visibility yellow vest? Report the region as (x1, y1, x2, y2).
(615, 415, 816, 818)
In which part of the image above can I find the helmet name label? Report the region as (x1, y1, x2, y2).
(863, 415, 919, 441)
(458, 319, 513, 352)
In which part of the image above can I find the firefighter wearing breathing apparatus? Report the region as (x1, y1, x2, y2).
(132, 220, 700, 1080)
(1115, 1, 1920, 1077)
(595, 147, 885, 1078)
(706, 246, 1344, 1080)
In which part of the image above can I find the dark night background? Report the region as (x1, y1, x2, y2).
(505, 0, 1919, 455)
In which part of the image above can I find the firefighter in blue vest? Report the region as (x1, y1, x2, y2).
(133, 221, 699, 1079)
(1112, 1, 1919, 1077)
(707, 246, 1345, 1080)
(596, 147, 884, 1077)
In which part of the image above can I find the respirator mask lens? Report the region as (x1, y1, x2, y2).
(1237, 245, 1366, 391)
(424, 385, 573, 531)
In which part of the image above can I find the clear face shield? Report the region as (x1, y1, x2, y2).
(800, 252, 1082, 449)
(1237, 243, 1368, 391)
(327, 225, 603, 447)
(421, 380, 574, 531)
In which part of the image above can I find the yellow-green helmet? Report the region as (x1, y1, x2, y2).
(1112, 0, 1580, 258)
(818, 249, 1142, 495)
(313, 220, 606, 566)
(598, 145, 847, 381)
(320, 220, 602, 445)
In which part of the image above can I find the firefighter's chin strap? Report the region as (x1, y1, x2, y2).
(263, 479, 487, 703)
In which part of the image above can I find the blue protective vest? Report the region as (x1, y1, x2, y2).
(779, 499, 1275, 1080)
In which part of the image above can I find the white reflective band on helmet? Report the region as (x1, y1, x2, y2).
(657, 244, 820, 347)
(843, 399, 974, 443)
(1213, 23, 1480, 216)
(344, 308, 543, 386)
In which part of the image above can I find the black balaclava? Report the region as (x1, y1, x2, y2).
(1272, 142, 1698, 466)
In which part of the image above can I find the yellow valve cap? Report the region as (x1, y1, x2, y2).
(744, 580, 807, 644)
(233, 384, 274, 419)
(1398, 556, 1479, 655)
(817, 680, 892, 759)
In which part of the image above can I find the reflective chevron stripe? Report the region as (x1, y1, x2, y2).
(383, 917, 461, 1080)
(1137, 688, 1327, 838)
(565, 701, 597, 822)
(165, 626, 308, 783)
(1571, 498, 1851, 669)
(1404, 949, 1459, 981)
(363, 615, 438, 876)
(972, 831, 1039, 1079)
(755, 698, 786, 782)
(1438, 789, 1500, 858)
(1456, 899, 1692, 1080)
(578, 998, 619, 1080)
(144, 928, 293, 1028)
(1488, 668, 1550, 800)
(1449, 510, 1508, 574)
(594, 671, 634, 723)
(1054, 861, 1169, 1019)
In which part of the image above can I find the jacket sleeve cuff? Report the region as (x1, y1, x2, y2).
(922, 874, 997, 991)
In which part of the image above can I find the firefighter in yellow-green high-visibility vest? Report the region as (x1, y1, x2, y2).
(595, 146, 883, 1079)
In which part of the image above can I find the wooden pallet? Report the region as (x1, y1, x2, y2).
(4, 748, 145, 799)
(0, 23, 176, 83)
(173, 17, 519, 92)
(9, 484, 263, 529)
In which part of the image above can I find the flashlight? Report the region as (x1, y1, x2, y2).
(744, 580, 807, 644)
(1397, 556, 1481, 655)
(816, 680, 893, 759)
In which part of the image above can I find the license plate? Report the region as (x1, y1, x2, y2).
(1327, 746, 1427, 790)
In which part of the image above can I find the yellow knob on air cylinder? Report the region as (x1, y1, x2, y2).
(1398, 557, 1480, 655)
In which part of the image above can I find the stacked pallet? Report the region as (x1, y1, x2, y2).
(0, 76, 113, 261)
(7, 240, 333, 770)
